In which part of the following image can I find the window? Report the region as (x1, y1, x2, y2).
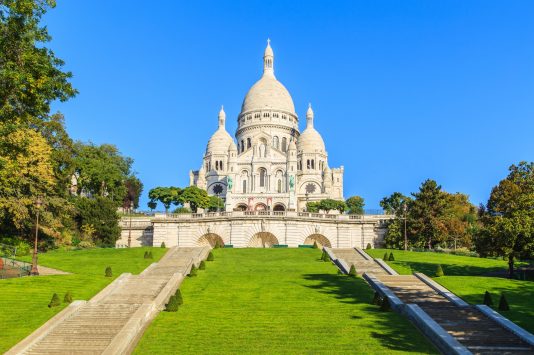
(215, 161, 219, 170)
(273, 136, 279, 150)
(247, 138, 251, 149)
(307, 160, 311, 169)
(259, 169, 266, 187)
(242, 180, 247, 193)
(282, 137, 287, 152)
(241, 140, 244, 153)
(277, 179, 282, 193)
(311, 160, 315, 169)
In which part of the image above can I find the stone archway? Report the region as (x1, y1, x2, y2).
(235, 204, 248, 211)
(197, 233, 225, 248)
(255, 203, 268, 211)
(273, 203, 286, 212)
(303, 234, 332, 248)
(247, 232, 279, 248)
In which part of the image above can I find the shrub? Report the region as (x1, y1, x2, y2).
(366, 243, 372, 250)
(207, 252, 214, 261)
(174, 289, 184, 305)
(322, 250, 330, 262)
(435, 264, 445, 277)
(189, 265, 198, 277)
(63, 291, 73, 304)
(337, 269, 343, 275)
(48, 293, 61, 308)
(372, 292, 381, 305)
(498, 293, 510, 311)
(483, 291, 493, 306)
(165, 295, 179, 312)
(383, 252, 388, 260)
(312, 241, 318, 249)
(161, 242, 166, 248)
(380, 297, 391, 311)
(349, 265, 357, 277)
(105, 266, 112, 277)
(199, 260, 206, 270)
(77, 240, 95, 249)
(148, 251, 153, 259)
(144, 251, 148, 259)
(388, 253, 395, 261)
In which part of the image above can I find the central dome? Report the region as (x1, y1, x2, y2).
(241, 75, 295, 114)
(240, 40, 296, 116)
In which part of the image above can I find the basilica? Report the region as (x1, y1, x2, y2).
(189, 40, 344, 212)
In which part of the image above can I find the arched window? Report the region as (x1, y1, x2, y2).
(307, 160, 311, 169)
(282, 137, 287, 152)
(242, 180, 247, 193)
(241, 140, 244, 153)
(259, 168, 266, 187)
(277, 179, 282, 193)
(215, 161, 219, 170)
(247, 138, 252, 149)
(273, 136, 279, 150)
(311, 160, 315, 169)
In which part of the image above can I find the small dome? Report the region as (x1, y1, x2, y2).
(298, 127, 326, 153)
(241, 75, 295, 114)
(206, 128, 233, 155)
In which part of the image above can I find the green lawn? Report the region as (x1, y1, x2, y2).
(0, 247, 167, 353)
(367, 249, 534, 333)
(135, 249, 436, 354)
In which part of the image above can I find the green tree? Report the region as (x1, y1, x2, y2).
(73, 197, 120, 246)
(384, 219, 404, 249)
(380, 192, 410, 216)
(123, 176, 143, 210)
(180, 186, 210, 213)
(477, 162, 534, 277)
(306, 201, 320, 213)
(346, 196, 365, 215)
(318, 199, 347, 214)
(207, 195, 225, 212)
(148, 186, 181, 212)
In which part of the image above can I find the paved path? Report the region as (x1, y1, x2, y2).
(330, 248, 534, 354)
(7, 247, 210, 355)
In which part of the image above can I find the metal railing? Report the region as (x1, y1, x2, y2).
(0, 257, 32, 279)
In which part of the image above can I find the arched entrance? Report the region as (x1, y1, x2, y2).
(235, 204, 248, 211)
(255, 203, 268, 211)
(197, 233, 225, 248)
(303, 234, 332, 248)
(247, 232, 279, 248)
(273, 203, 286, 212)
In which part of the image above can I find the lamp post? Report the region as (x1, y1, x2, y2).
(403, 203, 408, 251)
(31, 197, 43, 276)
(127, 201, 134, 248)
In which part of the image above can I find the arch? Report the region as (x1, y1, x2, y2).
(255, 203, 267, 211)
(197, 233, 225, 248)
(281, 137, 287, 152)
(303, 234, 332, 248)
(273, 203, 286, 212)
(248, 232, 279, 248)
(235, 204, 248, 211)
(247, 138, 252, 149)
(273, 136, 279, 150)
(259, 168, 267, 187)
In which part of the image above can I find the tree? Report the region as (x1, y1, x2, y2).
(73, 197, 121, 246)
(384, 219, 404, 249)
(318, 199, 347, 214)
(442, 193, 478, 250)
(306, 201, 320, 213)
(123, 176, 143, 210)
(346, 196, 365, 215)
(207, 195, 225, 212)
(180, 186, 210, 213)
(0, 0, 77, 127)
(148, 187, 181, 212)
(477, 162, 534, 277)
(380, 192, 410, 216)
(483, 291, 493, 306)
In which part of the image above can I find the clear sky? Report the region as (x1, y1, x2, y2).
(45, 1, 534, 210)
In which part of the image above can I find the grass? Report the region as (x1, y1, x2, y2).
(135, 249, 436, 354)
(0, 247, 167, 353)
(367, 248, 534, 333)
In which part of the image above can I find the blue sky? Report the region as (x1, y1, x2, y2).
(46, 1, 534, 210)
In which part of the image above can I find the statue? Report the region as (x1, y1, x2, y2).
(289, 175, 295, 191)
(227, 176, 233, 191)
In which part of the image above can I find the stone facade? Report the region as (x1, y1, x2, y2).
(117, 212, 391, 249)
(190, 40, 344, 212)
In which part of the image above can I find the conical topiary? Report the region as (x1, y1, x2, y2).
(312, 241, 318, 249)
(366, 243, 372, 250)
(498, 293, 510, 311)
(383, 252, 389, 260)
(48, 293, 60, 308)
(149, 251, 153, 259)
(388, 252, 395, 261)
(349, 265, 357, 277)
(144, 251, 149, 259)
(483, 291, 493, 306)
(174, 289, 183, 305)
(199, 260, 206, 270)
(63, 291, 73, 304)
(380, 297, 391, 311)
(337, 269, 343, 275)
(189, 265, 198, 277)
(436, 264, 445, 277)
(323, 251, 330, 262)
(105, 266, 112, 277)
(165, 295, 179, 312)
(372, 292, 381, 305)
(161, 242, 166, 248)
(207, 252, 214, 261)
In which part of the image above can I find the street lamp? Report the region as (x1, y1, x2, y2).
(403, 203, 408, 251)
(31, 196, 43, 276)
(128, 201, 134, 248)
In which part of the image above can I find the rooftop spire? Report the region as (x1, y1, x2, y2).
(306, 103, 314, 128)
(263, 38, 274, 77)
(218, 105, 226, 128)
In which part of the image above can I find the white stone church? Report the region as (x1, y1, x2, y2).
(189, 40, 344, 212)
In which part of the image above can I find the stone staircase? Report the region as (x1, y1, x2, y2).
(8, 247, 210, 355)
(330, 248, 534, 355)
